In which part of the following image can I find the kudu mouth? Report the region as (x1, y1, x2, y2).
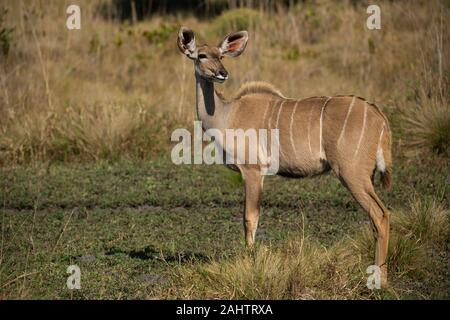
(212, 73, 228, 83)
(197, 69, 229, 83)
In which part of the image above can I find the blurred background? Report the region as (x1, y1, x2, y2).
(0, 0, 448, 165)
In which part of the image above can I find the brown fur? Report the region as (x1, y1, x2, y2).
(381, 169, 392, 190)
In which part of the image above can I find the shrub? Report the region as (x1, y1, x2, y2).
(0, 7, 14, 56)
(142, 24, 178, 48)
(283, 47, 300, 61)
(212, 8, 262, 36)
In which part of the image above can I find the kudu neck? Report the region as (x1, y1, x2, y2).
(195, 73, 228, 130)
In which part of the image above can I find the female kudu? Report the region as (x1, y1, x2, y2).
(177, 27, 392, 287)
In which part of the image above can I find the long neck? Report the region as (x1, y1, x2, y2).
(195, 73, 228, 130)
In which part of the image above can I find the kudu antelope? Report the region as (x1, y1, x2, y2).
(177, 27, 392, 287)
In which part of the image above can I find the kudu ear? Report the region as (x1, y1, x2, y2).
(218, 31, 248, 57)
(177, 27, 197, 59)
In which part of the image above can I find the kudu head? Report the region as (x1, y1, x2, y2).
(177, 27, 248, 83)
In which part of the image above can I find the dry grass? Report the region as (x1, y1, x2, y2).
(0, 0, 448, 166)
(173, 233, 370, 299)
(402, 95, 450, 157)
(1, 102, 181, 163)
(171, 196, 449, 299)
(392, 195, 449, 248)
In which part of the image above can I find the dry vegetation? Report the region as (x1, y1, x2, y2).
(0, 0, 448, 300)
(0, 0, 448, 165)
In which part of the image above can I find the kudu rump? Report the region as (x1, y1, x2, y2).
(177, 27, 393, 287)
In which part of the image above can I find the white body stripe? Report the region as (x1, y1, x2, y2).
(267, 100, 281, 129)
(337, 96, 356, 147)
(354, 102, 368, 156)
(275, 100, 287, 161)
(319, 97, 332, 159)
(261, 101, 271, 126)
(265, 100, 281, 165)
(307, 105, 314, 154)
(275, 100, 285, 127)
(289, 101, 299, 155)
(258, 101, 272, 166)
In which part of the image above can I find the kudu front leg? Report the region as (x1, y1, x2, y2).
(241, 168, 264, 247)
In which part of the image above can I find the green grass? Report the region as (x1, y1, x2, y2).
(0, 155, 448, 299)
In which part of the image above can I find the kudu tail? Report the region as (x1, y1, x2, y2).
(380, 168, 392, 190)
(376, 122, 393, 190)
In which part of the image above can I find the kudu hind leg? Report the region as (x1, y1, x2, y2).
(340, 174, 390, 287)
(367, 187, 390, 288)
(241, 168, 264, 247)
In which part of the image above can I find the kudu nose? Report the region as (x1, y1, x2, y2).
(218, 70, 228, 78)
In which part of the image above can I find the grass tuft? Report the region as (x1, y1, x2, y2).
(174, 233, 369, 299)
(392, 196, 449, 248)
(403, 97, 450, 157)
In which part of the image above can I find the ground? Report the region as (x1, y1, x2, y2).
(0, 155, 448, 299)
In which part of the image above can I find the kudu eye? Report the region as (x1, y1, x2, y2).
(198, 54, 207, 59)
